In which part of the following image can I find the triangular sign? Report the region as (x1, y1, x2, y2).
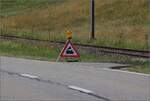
(60, 40, 80, 58)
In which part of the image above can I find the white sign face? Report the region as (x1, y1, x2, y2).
(60, 40, 80, 58)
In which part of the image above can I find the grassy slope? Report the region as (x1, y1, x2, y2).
(0, 0, 65, 16)
(0, 0, 150, 50)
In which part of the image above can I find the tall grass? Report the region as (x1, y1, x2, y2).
(0, 0, 65, 17)
(0, 0, 149, 51)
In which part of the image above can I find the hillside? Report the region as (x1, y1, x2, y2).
(0, 0, 65, 16)
(0, 0, 149, 50)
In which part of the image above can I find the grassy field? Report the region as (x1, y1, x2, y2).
(0, 0, 149, 51)
(0, 0, 65, 17)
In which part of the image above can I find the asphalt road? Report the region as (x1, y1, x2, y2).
(0, 56, 149, 101)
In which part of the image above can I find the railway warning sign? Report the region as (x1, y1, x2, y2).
(60, 40, 80, 58)
(56, 31, 80, 62)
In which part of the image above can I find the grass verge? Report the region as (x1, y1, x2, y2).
(0, 40, 59, 61)
(122, 64, 150, 74)
(0, 40, 149, 74)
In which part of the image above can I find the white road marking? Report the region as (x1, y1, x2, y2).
(20, 73, 39, 79)
(68, 85, 94, 94)
(103, 68, 150, 77)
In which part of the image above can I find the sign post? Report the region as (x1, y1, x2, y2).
(56, 31, 80, 62)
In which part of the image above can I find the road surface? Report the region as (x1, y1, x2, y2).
(0, 56, 149, 101)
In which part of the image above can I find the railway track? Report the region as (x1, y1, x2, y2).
(0, 35, 150, 58)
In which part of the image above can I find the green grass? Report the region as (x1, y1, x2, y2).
(0, 40, 149, 73)
(1, 29, 149, 51)
(0, 0, 65, 17)
(95, 0, 149, 25)
(0, 0, 149, 51)
(0, 40, 149, 64)
(0, 40, 60, 61)
(123, 65, 150, 74)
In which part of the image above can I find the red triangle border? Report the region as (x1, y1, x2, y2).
(60, 40, 80, 58)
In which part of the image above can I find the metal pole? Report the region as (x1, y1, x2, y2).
(90, 0, 95, 39)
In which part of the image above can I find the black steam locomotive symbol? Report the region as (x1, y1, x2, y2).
(66, 47, 74, 54)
